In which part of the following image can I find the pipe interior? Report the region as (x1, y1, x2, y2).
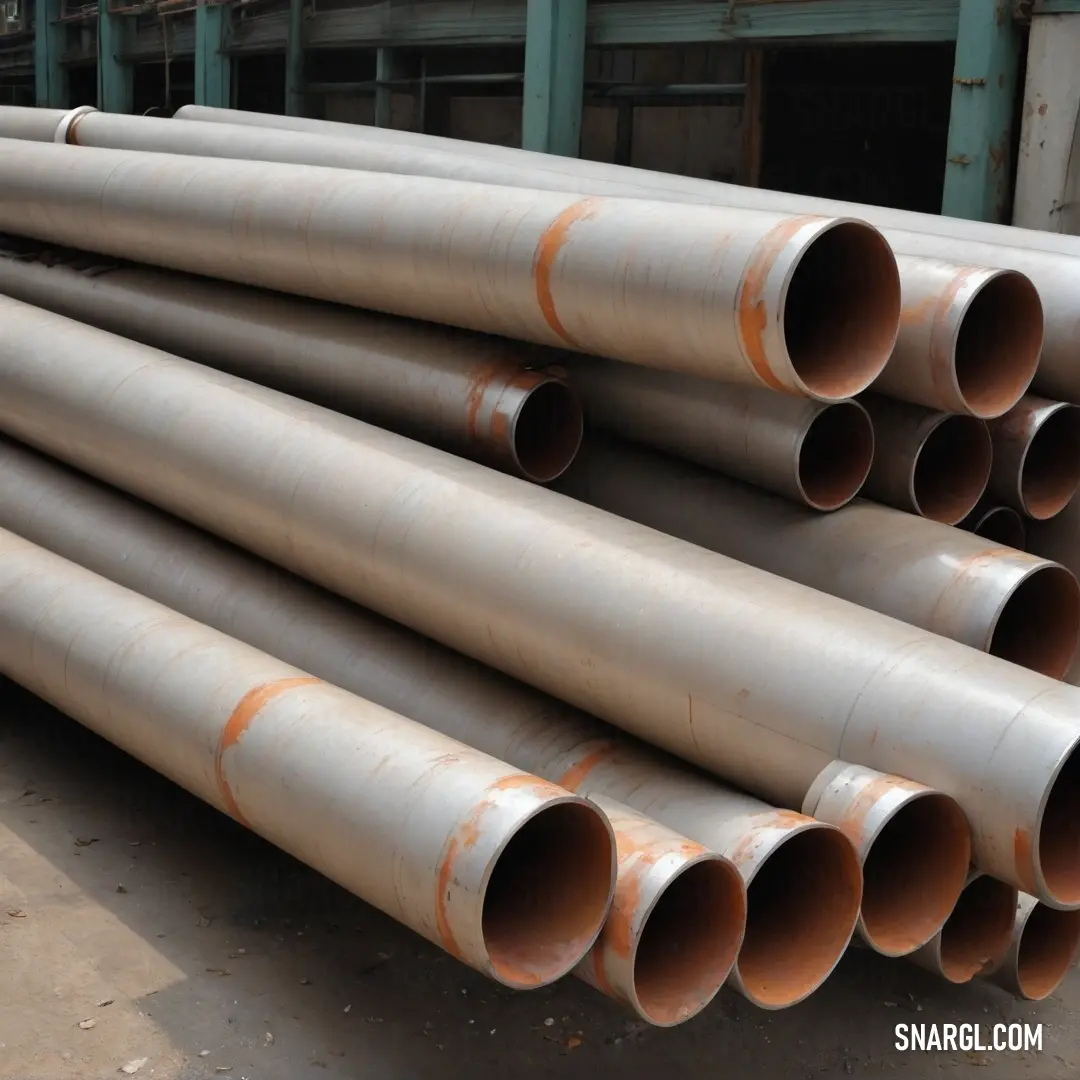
(632, 857, 746, 1026)
(1020, 406, 1080, 520)
(797, 401, 875, 510)
(1015, 903, 1080, 1000)
(939, 875, 1017, 983)
(971, 506, 1027, 550)
(735, 826, 861, 1008)
(859, 793, 972, 957)
(512, 379, 585, 484)
(953, 272, 1043, 419)
(482, 801, 614, 986)
(782, 223, 901, 400)
(1037, 743, 1080, 908)
(912, 415, 992, 524)
(988, 565, 1080, 678)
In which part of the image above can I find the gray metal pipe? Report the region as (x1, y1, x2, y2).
(987, 396, 1080, 521)
(553, 437, 1080, 678)
(985, 893, 1080, 1000)
(0, 526, 618, 989)
(960, 501, 1028, 551)
(909, 872, 1018, 985)
(561, 357, 874, 510)
(166, 105, 1072, 410)
(0, 104, 80, 141)
(0, 136, 901, 402)
(0, 437, 869, 1011)
(859, 395, 992, 524)
(0, 297, 1072, 907)
(56, 107, 1035, 418)
(0, 244, 581, 483)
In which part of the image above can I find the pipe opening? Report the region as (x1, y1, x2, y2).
(511, 379, 584, 484)
(483, 800, 614, 987)
(1037, 743, 1080, 908)
(736, 826, 861, 1008)
(953, 272, 1043, 419)
(859, 793, 971, 957)
(1015, 903, 1080, 1000)
(783, 223, 901, 401)
(938, 876, 1016, 983)
(912, 415, 992, 524)
(1020, 406, 1080, 520)
(797, 401, 875, 511)
(988, 565, 1080, 677)
(970, 506, 1027, 550)
(631, 856, 746, 1026)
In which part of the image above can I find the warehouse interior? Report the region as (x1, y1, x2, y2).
(2, 0, 1073, 226)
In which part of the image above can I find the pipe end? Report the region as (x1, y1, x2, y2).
(1019, 404, 1080, 521)
(797, 399, 875, 511)
(1010, 900, 1080, 1000)
(913, 414, 992, 524)
(988, 562, 1080, 678)
(938, 875, 1017, 984)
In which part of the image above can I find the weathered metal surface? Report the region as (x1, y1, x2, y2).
(0, 524, 617, 988)
(0, 298, 1074, 908)
(984, 893, 1080, 999)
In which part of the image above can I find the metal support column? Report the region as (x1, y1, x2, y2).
(522, 0, 587, 156)
(195, 0, 232, 109)
(97, 0, 133, 113)
(35, 0, 67, 107)
(374, 47, 395, 127)
(285, 0, 304, 115)
(941, 0, 1023, 222)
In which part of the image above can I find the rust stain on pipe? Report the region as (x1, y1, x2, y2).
(214, 675, 321, 825)
(532, 199, 600, 348)
(928, 267, 979, 410)
(737, 216, 820, 394)
(557, 740, 622, 792)
(1015, 828, 1038, 895)
(836, 774, 924, 845)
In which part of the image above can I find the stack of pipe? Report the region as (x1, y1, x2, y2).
(0, 105, 1075, 1019)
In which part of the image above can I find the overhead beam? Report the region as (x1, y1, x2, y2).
(195, 0, 232, 108)
(285, 0, 304, 115)
(941, 0, 1023, 222)
(34, 0, 67, 107)
(522, 0, 586, 154)
(98, 0, 133, 113)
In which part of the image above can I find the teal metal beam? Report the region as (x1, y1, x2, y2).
(195, 0, 232, 108)
(285, 0, 304, 115)
(374, 46, 395, 127)
(34, 0, 67, 107)
(941, 0, 1023, 222)
(98, 0, 133, 113)
(522, 0, 586, 155)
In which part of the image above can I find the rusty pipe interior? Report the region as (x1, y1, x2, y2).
(1017, 406, 1080, 521)
(624, 854, 746, 1026)
(780, 222, 900, 400)
(480, 799, 615, 985)
(953, 271, 1043, 419)
(736, 825, 862, 1009)
(797, 399, 876, 511)
(965, 504, 1028, 550)
(1009, 900, 1080, 1000)
(934, 874, 1018, 984)
(1036, 750, 1080, 908)
(505, 377, 584, 483)
(911, 414, 993, 523)
(856, 793, 972, 957)
(986, 564, 1080, 677)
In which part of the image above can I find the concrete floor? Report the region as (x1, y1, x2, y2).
(0, 677, 1077, 1080)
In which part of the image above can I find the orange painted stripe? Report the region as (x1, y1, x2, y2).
(532, 198, 601, 347)
(214, 676, 321, 826)
(737, 216, 821, 393)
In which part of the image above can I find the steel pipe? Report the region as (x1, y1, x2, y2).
(0, 298, 1074, 907)
(0, 438, 864, 1012)
(1028, 497, 1080, 686)
(553, 437, 1080, 678)
(960, 502, 1028, 551)
(859, 395, 992, 524)
(0, 526, 618, 988)
(0, 244, 581, 483)
(0, 137, 901, 401)
(801, 761, 971, 957)
(987, 396, 1080, 521)
(561, 357, 874, 510)
(985, 893, 1080, 1000)
(0, 105, 87, 141)
(57, 108, 1036, 417)
(910, 872, 1018, 985)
